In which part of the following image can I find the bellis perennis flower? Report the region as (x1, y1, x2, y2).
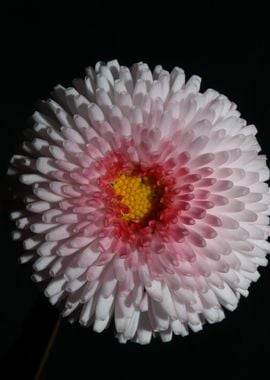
(9, 60, 270, 344)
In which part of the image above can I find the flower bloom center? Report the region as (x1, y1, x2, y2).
(112, 174, 157, 221)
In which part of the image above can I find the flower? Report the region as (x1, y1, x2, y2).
(9, 60, 270, 344)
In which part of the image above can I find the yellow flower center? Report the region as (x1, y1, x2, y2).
(112, 174, 156, 221)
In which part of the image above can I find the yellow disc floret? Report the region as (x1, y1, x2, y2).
(112, 174, 155, 221)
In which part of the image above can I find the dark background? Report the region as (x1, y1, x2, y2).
(0, 3, 269, 379)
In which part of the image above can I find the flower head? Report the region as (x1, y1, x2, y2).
(9, 60, 270, 343)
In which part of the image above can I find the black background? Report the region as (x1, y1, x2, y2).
(0, 3, 269, 379)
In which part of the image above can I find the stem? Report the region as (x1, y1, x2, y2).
(33, 315, 62, 380)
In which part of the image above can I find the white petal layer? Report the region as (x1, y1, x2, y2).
(10, 60, 270, 344)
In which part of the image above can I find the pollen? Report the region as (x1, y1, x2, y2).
(112, 174, 156, 221)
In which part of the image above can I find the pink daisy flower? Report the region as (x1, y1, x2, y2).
(9, 60, 270, 344)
